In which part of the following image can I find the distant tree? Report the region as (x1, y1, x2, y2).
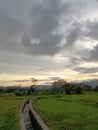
(30, 85, 36, 94)
(27, 89, 31, 95)
(95, 86, 98, 91)
(52, 80, 67, 88)
(65, 87, 71, 95)
(30, 78, 38, 94)
(32, 78, 38, 85)
(0, 87, 4, 93)
(81, 84, 92, 91)
(62, 82, 71, 94)
(15, 90, 22, 96)
(75, 86, 82, 94)
(51, 80, 67, 94)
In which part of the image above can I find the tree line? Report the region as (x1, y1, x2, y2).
(0, 80, 98, 96)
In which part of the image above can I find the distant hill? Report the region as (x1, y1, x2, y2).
(81, 79, 98, 88)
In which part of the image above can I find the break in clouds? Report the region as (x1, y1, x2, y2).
(0, 0, 98, 75)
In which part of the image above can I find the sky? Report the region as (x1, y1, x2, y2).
(0, 0, 98, 86)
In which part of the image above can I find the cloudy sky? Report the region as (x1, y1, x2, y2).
(0, 0, 98, 86)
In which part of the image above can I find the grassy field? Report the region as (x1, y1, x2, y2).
(0, 92, 98, 130)
(32, 92, 98, 130)
(0, 93, 24, 130)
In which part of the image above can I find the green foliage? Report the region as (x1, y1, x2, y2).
(51, 80, 83, 95)
(15, 89, 31, 96)
(0, 86, 34, 96)
(14, 87, 34, 96)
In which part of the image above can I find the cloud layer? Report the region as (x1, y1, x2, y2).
(0, 0, 98, 56)
(0, 0, 98, 85)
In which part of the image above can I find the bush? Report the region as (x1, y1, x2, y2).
(15, 90, 22, 96)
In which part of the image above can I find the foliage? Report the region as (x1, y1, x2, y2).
(51, 80, 82, 95)
(0, 85, 36, 96)
(52, 80, 67, 87)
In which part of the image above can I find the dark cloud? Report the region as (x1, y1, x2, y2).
(64, 20, 98, 63)
(0, 0, 98, 60)
(65, 20, 98, 49)
(74, 66, 98, 74)
(22, 0, 65, 56)
(30, 0, 64, 38)
(83, 44, 98, 62)
(22, 34, 62, 56)
(22, 0, 92, 56)
(64, 56, 84, 70)
(0, 13, 24, 52)
(79, 20, 98, 62)
(65, 22, 84, 48)
(89, 44, 98, 61)
(0, 0, 31, 53)
(86, 20, 98, 40)
(1, 0, 98, 86)
(0, 14, 22, 37)
(22, 0, 89, 56)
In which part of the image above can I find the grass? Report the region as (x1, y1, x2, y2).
(0, 92, 98, 130)
(32, 92, 98, 130)
(0, 94, 24, 130)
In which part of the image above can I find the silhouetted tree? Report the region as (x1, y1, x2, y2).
(75, 86, 82, 94)
(30, 85, 36, 94)
(66, 87, 71, 95)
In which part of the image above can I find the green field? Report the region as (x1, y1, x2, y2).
(32, 92, 98, 130)
(0, 93, 23, 130)
(0, 92, 98, 130)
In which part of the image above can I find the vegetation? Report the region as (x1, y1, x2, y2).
(32, 92, 98, 130)
(0, 80, 98, 130)
(0, 80, 94, 96)
(0, 94, 23, 130)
